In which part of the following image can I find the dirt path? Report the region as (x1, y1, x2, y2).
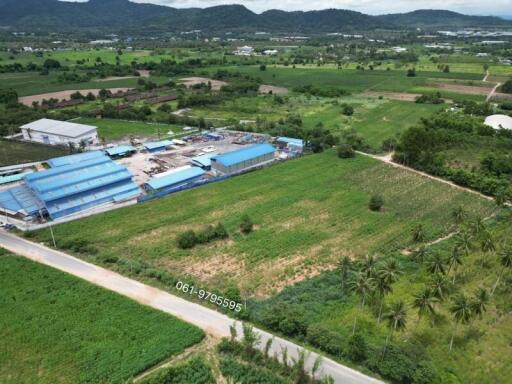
(358, 151, 495, 202)
(180, 77, 227, 91)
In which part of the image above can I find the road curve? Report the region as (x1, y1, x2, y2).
(0, 230, 383, 384)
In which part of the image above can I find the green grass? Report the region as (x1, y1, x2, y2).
(0, 139, 68, 166)
(302, 98, 445, 149)
(31, 151, 494, 295)
(75, 118, 185, 140)
(0, 251, 204, 384)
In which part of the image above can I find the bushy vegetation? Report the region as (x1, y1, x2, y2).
(176, 223, 228, 249)
(140, 357, 215, 384)
(0, 252, 204, 384)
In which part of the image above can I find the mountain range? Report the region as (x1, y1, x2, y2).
(0, 0, 510, 34)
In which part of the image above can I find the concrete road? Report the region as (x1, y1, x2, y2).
(0, 230, 383, 384)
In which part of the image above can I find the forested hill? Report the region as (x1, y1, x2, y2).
(0, 0, 510, 34)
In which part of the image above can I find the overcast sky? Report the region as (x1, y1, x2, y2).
(121, 0, 512, 16)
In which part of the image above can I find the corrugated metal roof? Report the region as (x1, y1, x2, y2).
(47, 151, 104, 168)
(143, 140, 173, 151)
(0, 171, 34, 185)
(191, 153, 218, 168)
(105, 145, 136, 157)
(212, 144, 275, 167)
(21, 119, 97, 138)
(0, 184, 44, 216)
(145, 167, 204, 191)
(277, 137, 304, 146)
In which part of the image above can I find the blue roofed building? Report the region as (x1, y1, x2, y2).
(191, 153, 218, 170)
(105, 145, 137, 158)
(211, 144, 276, 175)
(144, 167, 205, 193)
(143, 140, 173, 153)
(276, 137, 304, 152)
(0, 152, 141, 220)
(47, 150, 104, 168)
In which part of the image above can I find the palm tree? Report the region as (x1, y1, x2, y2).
(382, 300, 407, 358)
(413, 245, 429, 264)
(426, 253, 447, 276)
(480, 231, 496, 267)
(430, 274, 450, 302)
(451, 206, 466, 226)
(412, 286, 438, 328)
(348, 271, 375, 335)
(375, 259, 403, 322)
(338, 256, 352, 292)
(455, 230, 472, 257)
(449, 294, 472, 351)
(470, 287, 489, 321)
(471, 215, 486, 236)
(492, 246, 512, 295)
(447, 246, 464, 283)
(412, 224, 426, 243)
(360, 254, 377, 278)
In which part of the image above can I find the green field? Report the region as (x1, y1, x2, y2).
(0, 251, 204, 384)
(76, 118, 185, 140)
(302, 97, 445, 149)
(31, 151, 494, 296)
(0, 139, 68, 166)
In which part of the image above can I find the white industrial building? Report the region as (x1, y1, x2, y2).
(20, 119, 98, 146)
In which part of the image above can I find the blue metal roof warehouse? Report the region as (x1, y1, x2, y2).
(191, 153, 218, 169)
(276, 137, 304, 147)
(105, 145, 137, 158)
(144, 167, 205, 192)
(23, 154, 140, 219)
(143, 140, 173, 153)
(47, 150, 104, 168)
(211, 144, 276, 174)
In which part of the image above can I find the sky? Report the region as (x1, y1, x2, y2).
(124, 0, 512, 16)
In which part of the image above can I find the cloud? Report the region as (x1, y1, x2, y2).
(129, 0, 512, 16)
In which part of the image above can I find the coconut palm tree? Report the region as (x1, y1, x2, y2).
(413, 245, 429, 264)
(471, 215, 486, 236)
(338, 256, 352, 292)
(430, 274, 451, 302)
(348, 271, 375, 335)
(480, 231, 496, 267)
(375, 259, 403, 322)
(360, 254, 377, 278)
(492, 246, 512, 295)
(382, 300, 407, 358)
(451, 206, 466, 226)
(426, 253, 447, 276)
(412, 286, 438, 328)
(449, 294, 472, 351)
(412, 224, 426, 243)
(447, 246, 464, 283)
(455, 230, 472, 257)
(470, 287, 489, 321)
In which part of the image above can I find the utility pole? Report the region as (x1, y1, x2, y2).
(39, 210, 56, 248)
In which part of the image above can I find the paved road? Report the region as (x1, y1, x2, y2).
(0, 230, 382, 384)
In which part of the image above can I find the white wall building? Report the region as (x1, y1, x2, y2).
(235, 46, 254, 56)
(20, 119, 98, 146)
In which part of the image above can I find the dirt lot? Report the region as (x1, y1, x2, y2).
(19, 88, 133, 106)
(96, 70, 150, 82)
(363, 91, 422, 102)
(259, 84, 289, 95)
(180, 77, 227, 91)
(433, 83, 494, 95)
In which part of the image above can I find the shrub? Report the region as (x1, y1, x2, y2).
(407, 68, 417, 77)
(347, 333, 367, 362)
(240, 215, 254, 234)
(341, 104, 354, 116)
(306, 324, 344, 357)
(501, 80, 512, 94)
(337, 143, 355, 158)
(214, 222, 229, 239)
(176, 230, 198, 249)
(369, 194, 384, 211)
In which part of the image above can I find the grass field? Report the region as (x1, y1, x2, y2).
(0, 251, 204, 384)
(75, 118, 185, 140)
(0, 139, 68, 166)
(31, 151, 494, 296)
(302, 97, 445, 149)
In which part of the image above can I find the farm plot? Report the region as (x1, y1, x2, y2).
(0, 251, 204, 384)
(31, 151, 494, 296)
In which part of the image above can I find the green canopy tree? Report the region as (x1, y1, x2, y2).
(449, 294, 472, 351)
